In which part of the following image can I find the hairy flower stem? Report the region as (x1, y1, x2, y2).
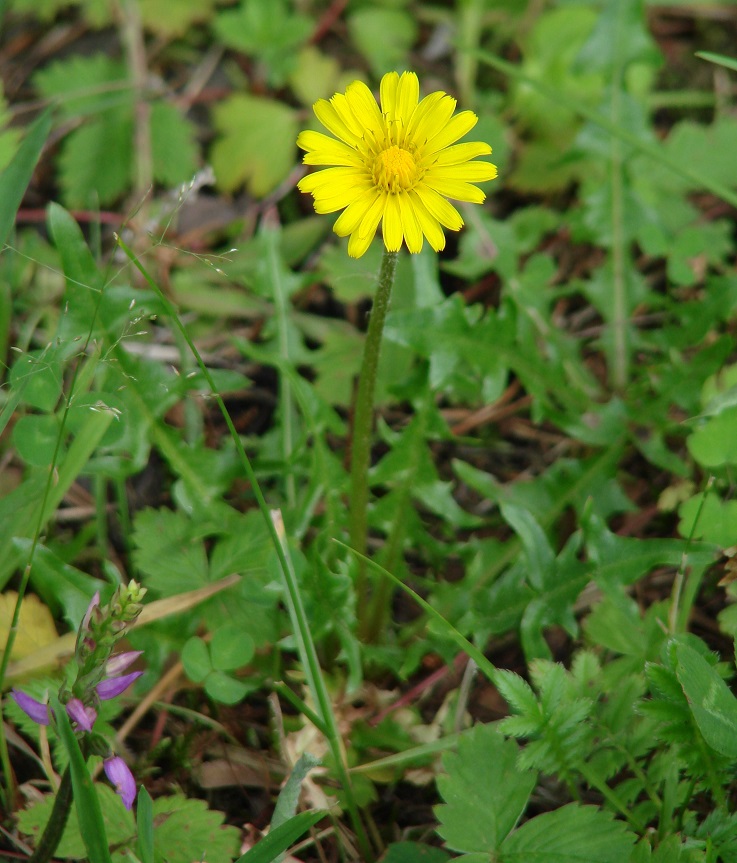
(349, 249, 398, 631)
(30, 767, 73, 863)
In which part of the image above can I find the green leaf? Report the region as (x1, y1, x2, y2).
(435, 724, 536, 854)
(678, 492, 737, 548)
(210, 623, 255, 671)
(150, 101, 199, 187)
(234, 810, 326, 863)
(58, 112, 133, 207)
(140, 0, 220, 37)
(213, 0, 311, 86)
(697, 51, 737, 74)
(687, 406, 737, 467)
(382, 844, 450, 863)
(499, 803, 636, 862)
(271, 752, 321, 831)
(132, 508, 209, 595)
(12, 415, 62, 467)
(181, 636, 212, 683)
(674, 641, 737, 758)
(204, 670, 250, 705)
(8, 346, 63, 412)
(17, 782, 134, 860)
(150, 794, 240, 863)
(0, 109, 51, 249)
(33, 55, 130, 121)
(347, 9, 417, 77)
(211, 94, 298, 197)
(136, 787, 155, 863)
(52, 695, 114, 863)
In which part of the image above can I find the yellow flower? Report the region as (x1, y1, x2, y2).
(296, 71, 497, 258)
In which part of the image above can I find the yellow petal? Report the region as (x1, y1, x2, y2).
(410, 94, 456, 146)
(423, 176, 486, 204)
(357, 191, 386, 240)
(423, 110, 479, 156)
(329, 93, 367, 140)
(380, 71, 400, 120)
(414, 184, 464, 231)
(313, 98, 360, 146)
(344, 80, 385, 138)
(333, 189, 379, 236)
(395, 72, 420, 127)
(348, 229, 375, 258)
(423, 141, 492, 167)
(426, 161, 498, 183)
(408, 190, 446, 251)
(298, 167, 368, 194)
(298, 131, 362, 167)
(398, 192, 423, 253)
(313, 185, 368, 213)
(383, 194, 403, 252)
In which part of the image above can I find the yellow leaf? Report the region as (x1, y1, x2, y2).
(0, 592, 58, 661)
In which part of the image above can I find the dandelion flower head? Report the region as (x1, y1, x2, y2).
(297, 71, 497, 258)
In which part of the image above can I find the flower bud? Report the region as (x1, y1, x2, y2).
(11, 690, 51, 726)
(97, 670, 143, 701)
(104, 756, 136, 810)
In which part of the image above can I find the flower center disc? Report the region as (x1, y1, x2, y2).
(374, 145, 418, 193)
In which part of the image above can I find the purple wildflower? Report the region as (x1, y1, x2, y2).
(104, 756, 136, 810)
(96, 671, 142, 701)
(105, 651, 142, 677)
(11, 690, 51, 726)
(65, 698, 97, 732)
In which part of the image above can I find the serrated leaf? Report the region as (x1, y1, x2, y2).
(132, 508, 209, 596)
(674, 641, 737, 758)
(151, 795, 240, 863)
(347, 9, 417, 77)
(494, 669, 540, 717)
(499, 803, 636, 862)
(141, 0, 219, 37)
(34, 55, 130, 121)
(435, 725, 536, 854)
(17, 783, 133, 860)
(211, 94, 298, 197)
(59, 112, 133, 207)
(213, 0, 311, 86)
(150, 101, 198, 187)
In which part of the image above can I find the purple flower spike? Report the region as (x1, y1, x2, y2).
(105, 651, 142, 677)
(96, 670, 142, 701)
(81, 591, 101, 631)
(11, 689, 51, 726)
(65, 698, 97, 732)
(104, 756, 136, 810)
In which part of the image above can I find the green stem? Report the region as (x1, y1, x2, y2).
(609, 3, 628, 391)
(30, 767, 74, 863)
(349, 249, 398, 618)
(363, 399, 428, 643)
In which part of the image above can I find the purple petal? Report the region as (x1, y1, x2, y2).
(104, 756, 136, 810)
(96, 670, 142, 701)
(11, 689, 51, 726)
(65, 698, 97, 732)
(105, 651, 143, 677)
